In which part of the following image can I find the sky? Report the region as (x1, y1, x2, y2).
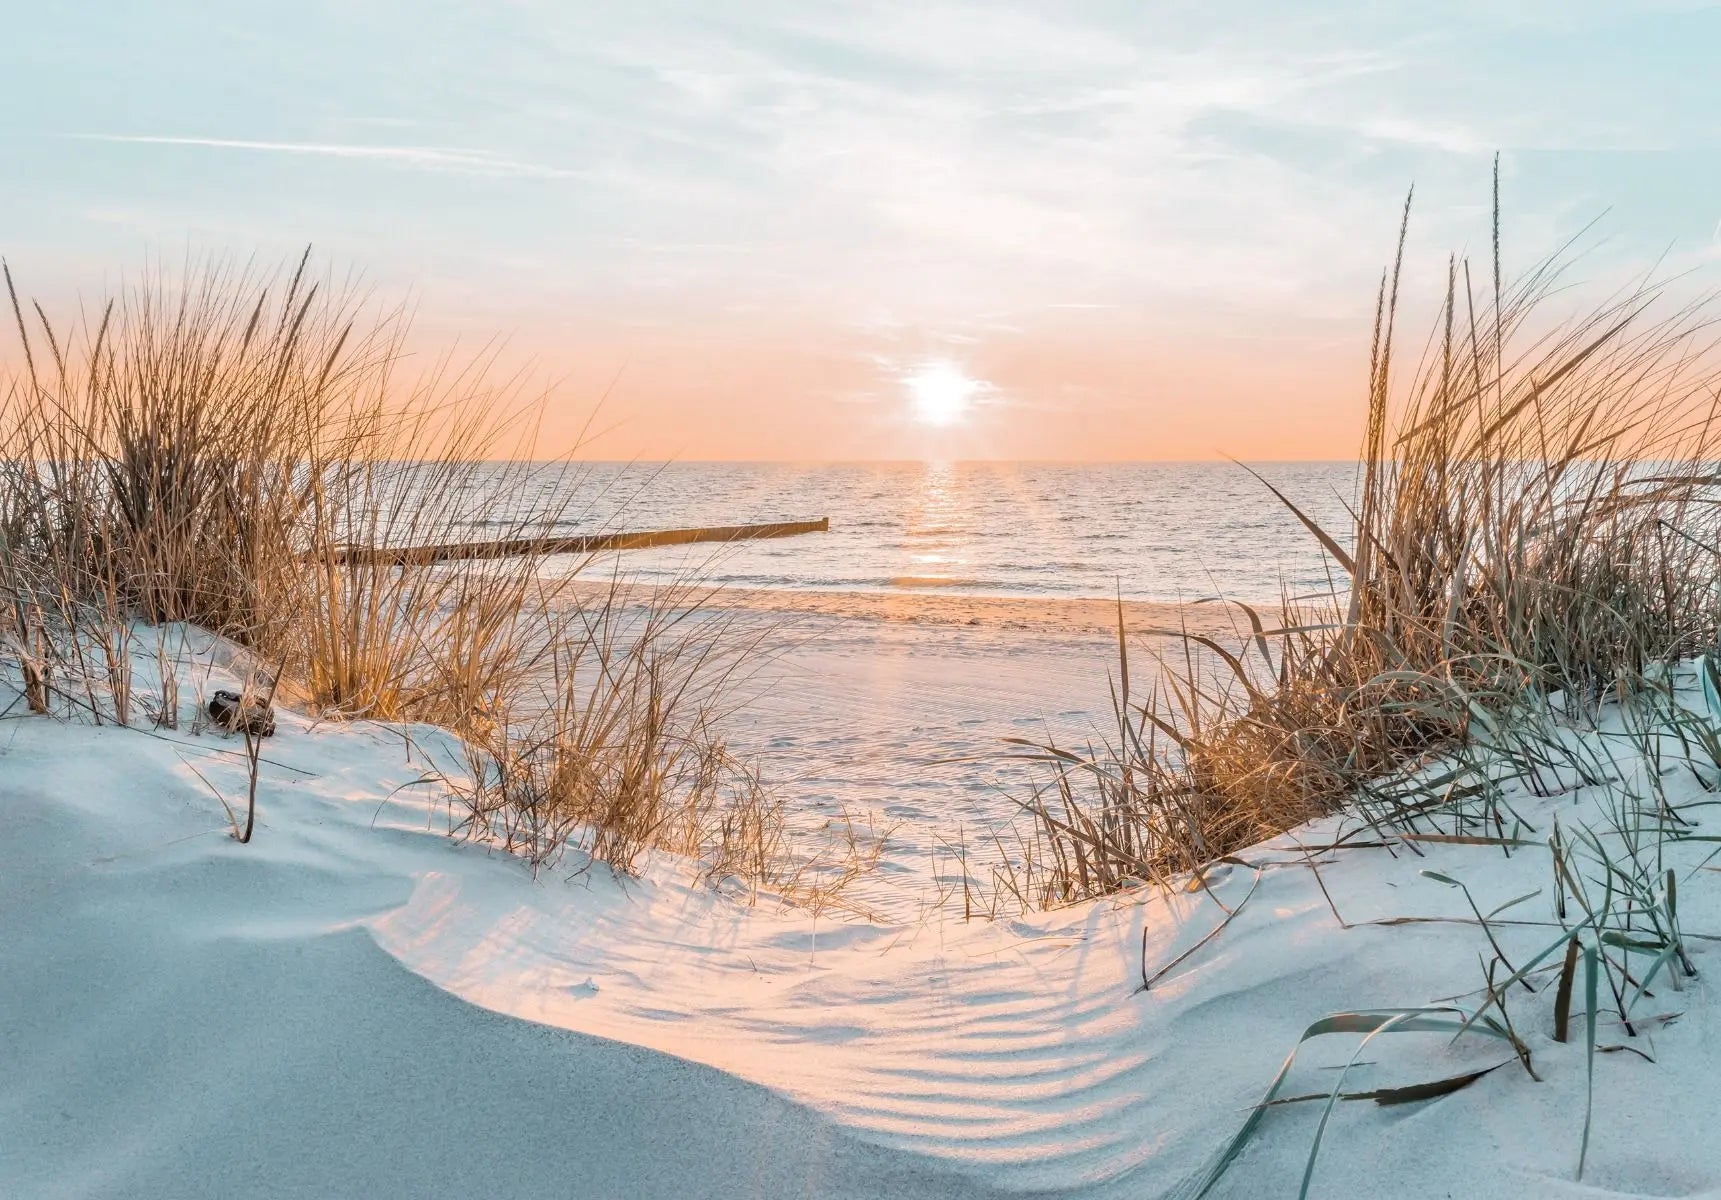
(5, 1, 1721, 460)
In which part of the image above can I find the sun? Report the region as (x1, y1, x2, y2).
(904, 361, 983, 427)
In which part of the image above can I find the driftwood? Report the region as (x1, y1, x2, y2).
(327, 518, 830, 567)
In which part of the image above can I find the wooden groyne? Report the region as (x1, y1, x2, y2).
(329, 517, 830, 567)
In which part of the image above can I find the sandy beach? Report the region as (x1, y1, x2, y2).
(12, 626, 1721, 1198)
(10, 33, 1720, 1187)
(563, 584, 1278, 920)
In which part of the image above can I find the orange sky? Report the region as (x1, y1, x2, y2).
(454, 308, 1371, 462)
(15, 4, 1718, 461)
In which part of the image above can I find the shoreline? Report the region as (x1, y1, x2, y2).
(543, 579, 1282, 924)
(560, 577, 1286, 640)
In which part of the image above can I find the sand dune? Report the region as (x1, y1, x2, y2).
(10, 626, 1721, 1197)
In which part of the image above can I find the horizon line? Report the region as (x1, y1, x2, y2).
(541, 457, 1365, 466)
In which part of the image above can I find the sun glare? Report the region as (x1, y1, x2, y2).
(904, 361, 984, 427)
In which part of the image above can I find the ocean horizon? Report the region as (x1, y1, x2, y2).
(459, 460, 1361, 606)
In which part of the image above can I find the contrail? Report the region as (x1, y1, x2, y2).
(66, 133, 578, 179)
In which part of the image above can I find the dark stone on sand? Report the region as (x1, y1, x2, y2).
(207, 689, 277, 738)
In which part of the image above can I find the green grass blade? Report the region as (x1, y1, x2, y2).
(1179, 1007, 1515, 1200)
(1579, 944, 1598, 1180)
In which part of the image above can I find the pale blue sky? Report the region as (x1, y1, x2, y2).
(4, 2, 1718, 457)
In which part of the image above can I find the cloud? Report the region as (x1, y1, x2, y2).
(30, 0, 1710, 339)
(65, 134, 580, 179)
(556, 3, 1499, 324)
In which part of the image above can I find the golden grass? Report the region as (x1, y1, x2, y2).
(0, 252, 807, 889)
(1005, 178, 1721, 907)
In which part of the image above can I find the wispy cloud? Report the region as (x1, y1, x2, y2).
(571, 5, 1447, 320)
(66, 134, 580, 180)
(24, 2, 1716, 334)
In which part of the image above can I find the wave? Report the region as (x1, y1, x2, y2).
(887, 576, 990, 590)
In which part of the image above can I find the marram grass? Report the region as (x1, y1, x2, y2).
(1002, 181, 1721, 908)
(0, 251, 809, 890)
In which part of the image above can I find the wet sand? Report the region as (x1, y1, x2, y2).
(564, 578, 1281, 640)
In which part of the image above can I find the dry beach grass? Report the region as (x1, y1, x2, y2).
(0, 252, 803, 888)
(993, 174, 1721, 1196)
(1005, 179, 1721, 907)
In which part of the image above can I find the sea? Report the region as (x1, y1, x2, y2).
(464, 460, 1361, 606)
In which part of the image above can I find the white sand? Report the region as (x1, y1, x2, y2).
(7, 614, 1721, 1198)
(599, 583, 1266, 921)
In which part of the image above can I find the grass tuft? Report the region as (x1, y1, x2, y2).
(0, 252, 796, 885)
(1001, 184, 1721, 907)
